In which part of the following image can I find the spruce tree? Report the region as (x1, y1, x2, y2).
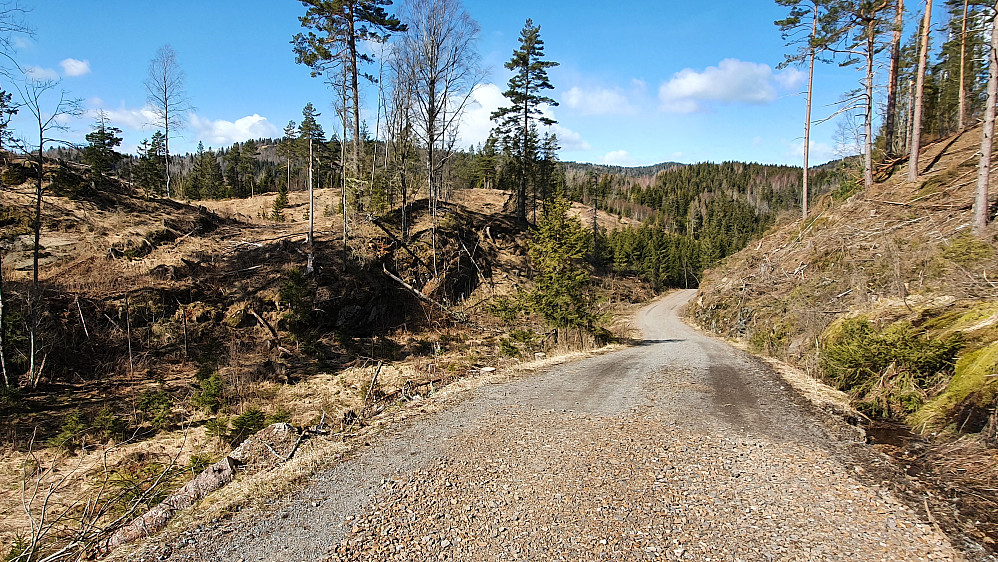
(81, 110, 123, 185)
(491, 19, 559, 226)
(527, 193, 606, 342)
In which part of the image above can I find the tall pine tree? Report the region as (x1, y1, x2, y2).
(491, 19, 558, 227)
(292, 0, 405, 180)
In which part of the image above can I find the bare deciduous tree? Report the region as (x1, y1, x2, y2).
(10, 77, 82, 388)
(394, 0, 481, 276)
(144, 44, 191, 199)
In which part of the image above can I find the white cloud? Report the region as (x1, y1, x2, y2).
(457, 82, 505, 147)
(24, 65, 58, 81)
(190, 113, 279, 145)
(658, 58, 801, 113)
(600, 150, 637, 166)
(12, 36, 32, 50)
(550, 123, 590, 152)
(60, 58, 91, 77)
(103, 104, 160, 130)
(562, 86, 634, 116)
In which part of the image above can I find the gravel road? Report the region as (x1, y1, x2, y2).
(147, 290, 957, 561)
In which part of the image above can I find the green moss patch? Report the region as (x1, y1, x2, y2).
(910, 341, 998, 432)
(941, 233, 994, 265)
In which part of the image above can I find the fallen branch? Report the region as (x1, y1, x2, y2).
(248, 308, 279, 343)
(381, 265, 463, 321)
(106, 457, 238, 550)
(363, 361, 384, 406)
(368, 215, 432, 274)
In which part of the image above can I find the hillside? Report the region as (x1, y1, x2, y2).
(692, 124, 998, 550)
(0, 156, 651, 558)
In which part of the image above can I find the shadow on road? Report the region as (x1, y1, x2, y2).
(636, 338, 685, 346)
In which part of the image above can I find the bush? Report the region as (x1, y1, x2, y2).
(135, 390, 174, 431)
(192, 372, 224, 413)
(265, 407, 292, 425)
(91, 406, 124, 442)
(204, 417, 230, 442)
(499, 337, 520, 358)
(229, 407, 266, 445)
(821, 318, 963, 417)
(2, 164, 28, 186)
(49, 409, 88, 451)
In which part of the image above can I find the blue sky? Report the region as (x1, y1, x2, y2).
(7, 0, 883, 167)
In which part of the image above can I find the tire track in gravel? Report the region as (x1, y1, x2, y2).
(147, 290, 959, 561)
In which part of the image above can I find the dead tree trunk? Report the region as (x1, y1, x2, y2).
(884, 0, 904, 157)
(908, 0, 932, 182)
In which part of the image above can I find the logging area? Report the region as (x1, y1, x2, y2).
(0, 157, 651, 559)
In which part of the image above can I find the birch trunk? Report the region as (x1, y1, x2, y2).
(974, 9, 998, 236)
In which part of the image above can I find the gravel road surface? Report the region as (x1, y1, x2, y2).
(146, 290, 957, 561)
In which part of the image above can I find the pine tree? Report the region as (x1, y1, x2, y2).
(821, 0, 892, 188)
(299, 102, 326, 245)
(776, 0, 835, 217)
(491, 19, 559, 226)
(292, 0, 405, 180)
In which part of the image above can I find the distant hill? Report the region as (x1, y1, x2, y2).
(562, 160, 683, 180)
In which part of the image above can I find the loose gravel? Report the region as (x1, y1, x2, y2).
(135, 290, 958, 561)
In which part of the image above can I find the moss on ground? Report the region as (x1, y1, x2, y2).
(910, 341, 998, 432)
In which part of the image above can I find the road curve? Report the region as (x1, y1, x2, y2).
(140, 290, 957, 561)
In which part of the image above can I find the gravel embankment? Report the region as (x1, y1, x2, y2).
(137, 290, 958, 561)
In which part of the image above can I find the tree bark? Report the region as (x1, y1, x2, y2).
(346, 2, 362, 180)
(803, 2, 818, 219)
(0, 250, 7, 387)
(908, 0, 932, 182)
(974, 9, 998, 237)
(864, 21, 876, 189)
(308, 134, 314, 245)
(342, 73, 350, 271)
(959, 0, 970, 130)
(106, 457, 237, 550)
(884, 0, 904, 157)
